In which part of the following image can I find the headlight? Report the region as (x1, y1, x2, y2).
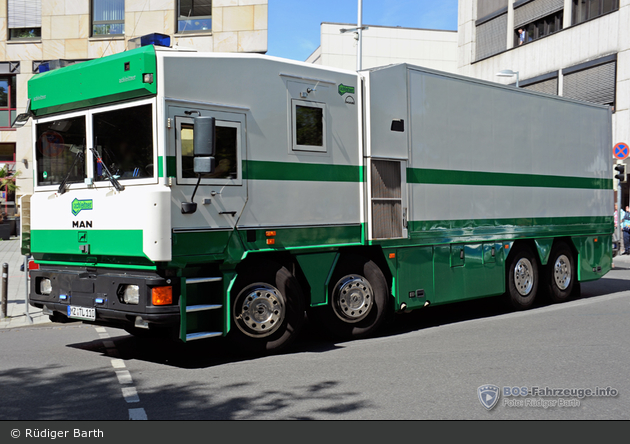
(40, 278, 52, 295)
(121, 285, 140, 305)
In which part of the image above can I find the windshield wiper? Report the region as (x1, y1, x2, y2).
(57, 142, 84, 195)
(90, 146, 124, 192)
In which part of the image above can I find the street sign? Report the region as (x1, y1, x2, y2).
(613, 142, 629, 160)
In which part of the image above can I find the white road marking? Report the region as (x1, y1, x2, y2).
(122, 387, 140, 403)
(111, 359, 126, 369)
(115, 370, 133, 385)
(129, 408, 148, 420)
(96, 327, 147, 419)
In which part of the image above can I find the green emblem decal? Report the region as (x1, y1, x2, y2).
(338, 84, 355, 96)
(72, 198, 93, 216)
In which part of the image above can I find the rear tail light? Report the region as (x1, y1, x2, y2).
(29, 260, 40, 270)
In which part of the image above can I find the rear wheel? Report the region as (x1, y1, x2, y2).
(546, 243, 575, 303)
(311, 255, 389, 340)
(228, 262, 305, 354)
(506, 247, 539, 310)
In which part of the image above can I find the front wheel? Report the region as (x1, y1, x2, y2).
(310, 255, 389, 340)
(506, 247, 539, 310)
(546, 243, 575, 303)
(228, 262, 305, 354)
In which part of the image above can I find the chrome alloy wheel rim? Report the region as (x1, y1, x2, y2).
(235, 284, 285, 338)
(553, 254, 571, 290)
(332, 275, 373, 323)
(514, 258, 534, 296)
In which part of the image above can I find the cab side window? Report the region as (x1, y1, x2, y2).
(179, 121, 239, 180)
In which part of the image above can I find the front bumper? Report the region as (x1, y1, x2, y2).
(29, 265, 179, 329)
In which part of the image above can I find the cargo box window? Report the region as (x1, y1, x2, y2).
(292, 100, 326, 153)
(35, 115, 87, 186)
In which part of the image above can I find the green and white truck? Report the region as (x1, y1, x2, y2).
(22, 36, 613, 353)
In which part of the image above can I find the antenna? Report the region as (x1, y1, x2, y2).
(125, 0, 151, 51)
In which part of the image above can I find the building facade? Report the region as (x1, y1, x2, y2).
(0, 0, 268, 203)
(458, 0, 628, 201)
(306, 22, 458, 74)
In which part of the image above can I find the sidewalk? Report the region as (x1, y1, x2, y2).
(0, 236, 50, 329)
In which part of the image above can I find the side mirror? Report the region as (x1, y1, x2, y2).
(12, 113, 31, 128)
(12, 99, 33, 129)
(183, 116, 216, 214)
(193, 116, 216, 174)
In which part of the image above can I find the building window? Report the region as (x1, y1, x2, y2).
(515, 10, 563, 46)
(92, 0, 125, 36)
(0, 144, 15, 162)
(0, 76, 16, 129)
(562, 57, 616, 107)
(521, 76, 559, 95)
(572, 0, 618, 25)
(178, 0, 213, 33)
(475, 12, 508, 61)
(8, 0, 41, 41)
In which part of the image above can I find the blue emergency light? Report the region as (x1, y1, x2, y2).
(128, 33, 171, 50)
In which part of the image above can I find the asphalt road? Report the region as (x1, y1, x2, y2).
(1, 262, 629, 420)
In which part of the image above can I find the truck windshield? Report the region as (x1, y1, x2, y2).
(93, 104, 153, 181)
(36, 116, 86, 186)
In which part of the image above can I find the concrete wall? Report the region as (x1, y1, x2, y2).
(307, 22, 458, 74)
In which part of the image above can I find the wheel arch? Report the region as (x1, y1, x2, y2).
(532, 237, 579, 266)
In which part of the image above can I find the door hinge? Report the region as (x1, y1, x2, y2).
(402, 208, 408, 229)
(167, 118, 172, 129)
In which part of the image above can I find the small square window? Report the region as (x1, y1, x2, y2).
(92, 0, 125, 36)
(9, 28, 41, 40)
(292, 100, 326, 153)
(178, 0, 212, 33)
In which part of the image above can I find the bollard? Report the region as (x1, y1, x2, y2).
(1, 263, 7, 319)
(24, 256, 32, 324)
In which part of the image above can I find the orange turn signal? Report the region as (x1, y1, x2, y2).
(266, 239, 275, 245)
(266, 231, 276, 237)
(152, 286, 173, 305)
(389, 253, 396, 259)
(594, 238, 598, 242)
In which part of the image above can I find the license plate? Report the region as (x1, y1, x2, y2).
(67, 305, 96, 321)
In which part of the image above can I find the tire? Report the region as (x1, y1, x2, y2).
(546, 243, 575, 303)
(506, 246, 539, 310)
(310, 255, 389, 340)
(227, 262, 305, 354)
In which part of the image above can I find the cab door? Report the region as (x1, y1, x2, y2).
(167, 104, 247, 233)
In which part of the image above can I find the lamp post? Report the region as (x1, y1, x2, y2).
(496, 69, 520, 87)
(339, 0, 368, 71)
